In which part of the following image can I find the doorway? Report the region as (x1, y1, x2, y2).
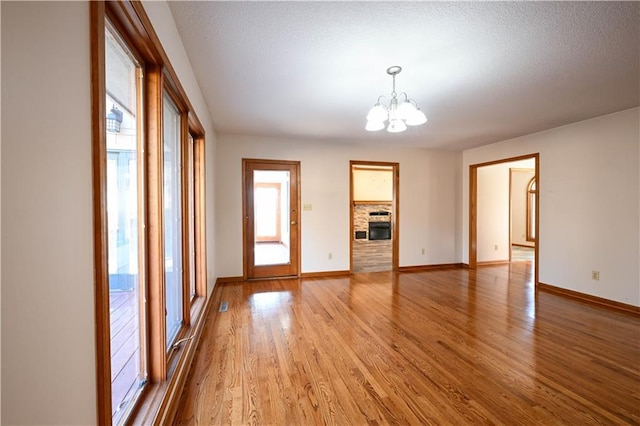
(350, 161, 399, 273)
(469, 154, 539, 285)
(243, 159, 300, 279)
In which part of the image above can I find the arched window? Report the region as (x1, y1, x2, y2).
(527, 177, 536, 242)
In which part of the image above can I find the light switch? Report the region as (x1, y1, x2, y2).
(303, 203, 312, 211)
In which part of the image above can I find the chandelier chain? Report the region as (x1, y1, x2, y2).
(391, 74, 397, 98)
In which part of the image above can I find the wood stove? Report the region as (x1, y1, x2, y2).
(369, 221, 391, 240)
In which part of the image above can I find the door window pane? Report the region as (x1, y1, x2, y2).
(163, 94, 183, 347)
(106, 24, 146, 423)
(255, 185, 280, 239)
(253, 170, 290, 266)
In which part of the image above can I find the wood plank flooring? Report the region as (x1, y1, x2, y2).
(175, 263, 640, 425)
(109, 290, 140, 415)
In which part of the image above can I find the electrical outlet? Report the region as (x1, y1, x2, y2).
(494, 244, 499, 251)
(592, 270, 600, 281)
(421, 248, 425, 255)
(328, 252, 333, 260)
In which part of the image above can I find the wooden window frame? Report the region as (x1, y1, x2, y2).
(91, 2, 208, 425)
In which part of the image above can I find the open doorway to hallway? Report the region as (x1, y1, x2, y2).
(469, 154, 539, 285)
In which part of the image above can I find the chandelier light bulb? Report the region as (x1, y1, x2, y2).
(387, 119, 407, 133)
(365, 66, 427, 133)
(366, 103, 388, 122)
(397, 99, 417, 121)
(406, 108, 427, 126)
(366, 120, 385, 131)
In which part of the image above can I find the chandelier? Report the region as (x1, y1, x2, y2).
(366, 66, 427, 133)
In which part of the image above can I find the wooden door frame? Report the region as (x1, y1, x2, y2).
(349, 161, 400, 273)
(242, 158, 301, 279)
(469, 154, 539, 286)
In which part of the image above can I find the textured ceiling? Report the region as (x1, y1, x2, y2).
(168, 1, 639, 150)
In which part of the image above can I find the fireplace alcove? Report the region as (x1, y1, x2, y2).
(352, 203, 393, 272)
(350, 161, 398, 273)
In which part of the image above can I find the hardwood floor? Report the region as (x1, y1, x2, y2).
(175, 263, 640, 425)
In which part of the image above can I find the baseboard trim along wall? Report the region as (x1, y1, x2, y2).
(538, 282, 640, 317)
(397, 263, 464, 273)
(301, 270, 351, 278)
(216, 276, 245, 283)
(476, 260, 511, 266)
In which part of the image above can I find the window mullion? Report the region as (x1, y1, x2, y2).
(145, 65, 168, 382)
(194, 137, 207, 298)
(135, 65, 149, 385)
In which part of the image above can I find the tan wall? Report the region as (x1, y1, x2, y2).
(353, 169, 393, 201)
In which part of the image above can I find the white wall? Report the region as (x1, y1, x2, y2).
(1, 2, 216, 424)
(477, 165, 510, 262)
(477, 160, 534, 262)
(216, 134, 461, 276)
(463, 108, 640, 306)
(2, 3, 95, 423)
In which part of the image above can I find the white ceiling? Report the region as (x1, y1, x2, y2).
(168, 1, 639, 151)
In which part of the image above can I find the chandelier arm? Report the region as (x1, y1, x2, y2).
(376, 95, 389, 109)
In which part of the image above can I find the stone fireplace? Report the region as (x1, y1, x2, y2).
(352, 203, 392, 272)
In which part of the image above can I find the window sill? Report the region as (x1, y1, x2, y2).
(126, 294, 213, 425)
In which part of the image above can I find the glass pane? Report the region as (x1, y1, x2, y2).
(163, 94, 182, 348)
(188, 135, 196, 300)
(105, 24, 145, 422)
(255, 186, 279, 238)
(254, 170, 290, 266)
(530, 193, 536, 239)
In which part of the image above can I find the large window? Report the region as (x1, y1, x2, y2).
(92, 2, 207, 425)
(105, 24, 146, 423)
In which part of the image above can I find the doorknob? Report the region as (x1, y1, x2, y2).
(291, 220, 297, 225)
